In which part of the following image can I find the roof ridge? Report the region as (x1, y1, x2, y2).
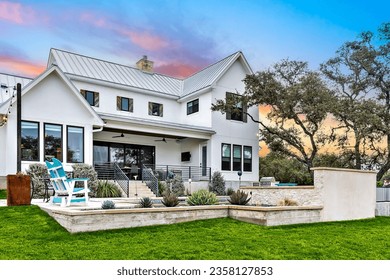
(50, 48, 182, 81)
(183, 51, 242, 81)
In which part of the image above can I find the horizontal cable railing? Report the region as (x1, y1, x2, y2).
(94, 162, 129, 197)
(142, 164, 159, 196)
(377, 187, 390, 202)
(144, 164, 211, 182)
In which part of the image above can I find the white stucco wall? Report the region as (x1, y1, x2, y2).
(312, 167, 377, 221)
(0, 71, 99, 176)
(210, 60, 259, 183)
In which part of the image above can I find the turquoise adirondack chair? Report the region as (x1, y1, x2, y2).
(45, 158, 89, 207)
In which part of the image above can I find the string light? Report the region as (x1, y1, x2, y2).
(0, 85, 16, 127)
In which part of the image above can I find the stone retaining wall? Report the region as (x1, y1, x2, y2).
(41, 205, 323, 233)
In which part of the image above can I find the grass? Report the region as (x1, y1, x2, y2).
(1, 205, 390, 260)
(0, 189, 6, 199)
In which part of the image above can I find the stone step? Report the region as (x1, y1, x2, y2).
(128, 181, 155, 197)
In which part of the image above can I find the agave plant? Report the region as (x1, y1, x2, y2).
(161, 190, 180, 207)
(187, 189, 218, 206)
(101, 200, 116, 209)
(139, 197, 153, 208)
(228, 190, 251, 205)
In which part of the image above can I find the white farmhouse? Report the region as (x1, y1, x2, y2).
(0, 49, 259, 194)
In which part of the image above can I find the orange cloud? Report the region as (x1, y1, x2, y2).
(0, 55, 45, 77)
(154, 63, 200, 78)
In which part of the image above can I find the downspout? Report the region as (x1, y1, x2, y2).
(92, 126, 104, 133)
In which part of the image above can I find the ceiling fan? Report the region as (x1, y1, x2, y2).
(112, 133, 125, 138)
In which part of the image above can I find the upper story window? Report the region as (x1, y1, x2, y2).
(226, 92, 247, 122)
(81, 89, 99, 107)
(148, 102, 163, 117)
(117, 96, 133, 112)
(187, 99, 199, 115)
(21, 120, 39, 161)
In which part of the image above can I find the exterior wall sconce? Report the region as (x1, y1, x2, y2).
(237, 170, 242, 187)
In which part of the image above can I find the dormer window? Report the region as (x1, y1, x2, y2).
(148, 102, 163, 117)
(81, 89, 99, 107)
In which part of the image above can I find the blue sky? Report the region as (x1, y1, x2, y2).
(0, 0, 389, 78)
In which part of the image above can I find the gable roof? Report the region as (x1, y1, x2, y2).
(0, 66, 104, 126)
(47, 48, 252, 98)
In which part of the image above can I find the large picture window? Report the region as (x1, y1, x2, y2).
(221, 143, 231, 171)
(233, 145, 242, 171)
(44, 123, 63, 161)
(67, 126, 84, 163)
(21, 121, 39, 161)
(243, 146, 252, 172)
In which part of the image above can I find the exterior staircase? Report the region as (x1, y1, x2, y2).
(128, 181, 156, 198)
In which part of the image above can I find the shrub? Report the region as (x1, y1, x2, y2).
(277, 198, 298, 206)
(139, 197, 153, 208)
(209, 171, 226, 195)
(167, 176, 185, 196)
(228, 190, 251, 205)
(161, 190, 180, 207)
(26, 163, 48, 198)
(72, 164, 99, 196)
(96, 181, 121, 198)
(158, 181, 166, 196)
(101, 200, 116, 209)
(226, 187, 234, 196)
(187, 189, 218, 206)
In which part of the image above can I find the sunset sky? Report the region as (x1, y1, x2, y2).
(1, 0, 389, 79)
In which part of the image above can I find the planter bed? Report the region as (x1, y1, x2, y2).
(38, 203, 323, 233)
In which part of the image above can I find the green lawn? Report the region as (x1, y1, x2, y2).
(1, 205, 390, 260)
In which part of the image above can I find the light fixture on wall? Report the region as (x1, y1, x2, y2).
(0, 114, 7, 127)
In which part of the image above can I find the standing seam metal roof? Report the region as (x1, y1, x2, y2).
(48, 49, 246, 98)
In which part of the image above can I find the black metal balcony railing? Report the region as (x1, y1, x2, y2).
(142, 164, 159, 196)
(144, 164, 211, 182)
(94, 162, 129, 197)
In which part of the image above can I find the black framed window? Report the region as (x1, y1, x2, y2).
(21, 121, 39, 161)
(117, 96, 133, 112)
(233, 145, 242, 171)
(81, 89, 99, 107)
(226, 92, 247, 122)
(44, 123, 63, 161)
(148, 102, 163, 117)
(221, 143, 231, 171)
(67, 126, 84, 163)
(243, 146, 252, 172)
(187, 99, 199, 115)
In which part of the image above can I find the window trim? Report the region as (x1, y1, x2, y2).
(187, 99, 199, 115)
(66, 125, 85, 163)
(243, 146, 252, 172)
(226, 92, 247, 122)
(44, 122, 63, 162)
(221, 143, 231, 171)
(21, 120, 40, 162)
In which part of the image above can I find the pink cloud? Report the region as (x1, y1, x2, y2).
(0, 1, 24, 24)
(118, 29, 170, 51)
(154, 63, 201, 78)
(80, 12, 108, 28)
(0, 55, 45, 77)
(0, 1, 48, 25)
